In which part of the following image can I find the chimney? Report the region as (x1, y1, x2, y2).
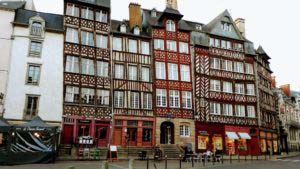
(166, 0, 178, 10)
(271, 76, 277, 88)
(129, 3, 142, 31)
(280, 84, 291, 98)
(235, 18, 245, 37)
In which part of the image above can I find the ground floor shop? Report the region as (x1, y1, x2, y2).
(155, 118, 195, 149)
(61, 116, 111, 148)
(259, 130, 279, 155)
(112, 115, 155, 147)
(195, 123, 260, 155)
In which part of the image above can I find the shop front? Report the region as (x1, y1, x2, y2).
(112, 115, 155, 147)
(259, 130, 279, 155)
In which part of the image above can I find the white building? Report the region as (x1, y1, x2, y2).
(3, 7, 64, 124)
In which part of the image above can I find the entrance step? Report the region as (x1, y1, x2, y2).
(160, 145, 183, 158)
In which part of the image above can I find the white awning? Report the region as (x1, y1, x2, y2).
(226, 132, 239, 140)
(238, 132, 251, 139)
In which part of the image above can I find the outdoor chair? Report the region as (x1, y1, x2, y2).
(194, 153, 202, 163)
(89, 149, 95, 160)
(83, 148, 90, 159)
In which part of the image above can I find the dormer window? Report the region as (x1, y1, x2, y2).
(133, 26, 140, 35)
(196, 24, 202, 31)
(166, 20, 175, 32)
(221, 22, 231, 32)
(120, 24, 127, 33)
(31, 22, 43, 36)
(151, 9, 157, 17)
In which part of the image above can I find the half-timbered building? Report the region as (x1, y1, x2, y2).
(142, 0, 195, 152)
(191, 11, 260, 155)
(110, 3, 155, 148)
(61, 0, 112, 148)
(255, 46, 279, 154)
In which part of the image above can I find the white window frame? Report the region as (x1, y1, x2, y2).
(96, 34, 108, 49)
(128, 39, 138, 53)
(235, 83, 245, 95)
(154, 39, 164, 50)
(210, 102, 221, 115)
(211, 58, 221, 69)
(114, 64, 124, 79)
(166, 20, 175, 32)
(97, 61, 109, 77)
(97, 89, 110, 106)
(210, 80, 221, 92)
(81, 88, 95, 104)
(180, 64, 190, 82)
(222, 60, 233, 71)
(81, 7, 94, 20)
(166, 40, 177, 52)
(65, 55, 79, 73)
(179, 42, 189, 54)
(65, 86, 79, 102)
(235, 105, 246, 117)
(96, 10, 107, 23)
(120, 24, 126, 33)
(180, 125, 190, 137)
(128, 65, 138, 81)
(81, 58, 95, 75)
(168, 63, 178, 80)
(114, 91, 124, 108)
(223, 81, 233, 93)
(143, 93, 152, 109)
(234, 62, 244, 73)
(247, 106, 256, 118)
(182, 91, 192, 109)
(223, 104, 233, 116)
(245, 63, 254, 74)
(156, 89, 167, 107)
(130, 92, 140, 109)
(246, 84, 255, 96)
(141, 66, 150, 82)
(155, 62, 166, 79)
(81, 31, 94, 46)
(169, 90, 180, 108)
(66, 3, 79, 17)
(113, 37, 122, 51)
(141, 41, 150, 55)
(66, 27, 79, 43)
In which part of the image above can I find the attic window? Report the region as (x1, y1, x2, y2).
(151, 10, 157, 17)
(221, 22, 231, 32)
(120, 24, 126, 33)
(31, 22, 43, 36)
(133, 26, 140, 35)
(196, 24, 202, 31)
(166, 20, 175, 32)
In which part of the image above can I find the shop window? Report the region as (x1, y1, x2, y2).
(238, 139, 247, 151)
(213, 136, 223, 151)
(96, 127, 107, 139)
(78, 125, 90, 137)
(142, 121, 153, 127)
(226, 138, 235, 155)
(198, 135, 209, 150)
(115, 120, 123, 126)
(142, 128, 152, 142)
(127, 120, 138, 126)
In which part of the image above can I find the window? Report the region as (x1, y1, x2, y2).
(128, 39, 137, 53)
(143, 93, 152, 109)
(221, 40, 226, 49)
(226, 41, 232, 50)
(234, 62, 244, 73)
(223, 104, 233, 116)
(222, 22, 231, 32)
(168, 63, 178, 80)
(222, 60, 232, 71)
(155, 62, 166, 79)
(27, 64, 41, 85)
(223, 81, 233, 93)
(246, 84, 255, 96)
(81, 31, 94, 46)
(128, 65, 138, 80)
(30, 22, 43, 36)
(114, 64, 124, 79)
(66, 27, 79, 43)
(235, 43, 243, 51)
(211, 58, 221, 69)
(235, 83, 245, 94)
(96, 90, 109, 106)
(151, 9, 157, 17)
(156, 89, 167, 107)
(247, 106, 256, 118)
(66, 3, 79, 17)
(142, 128, 152, 142)
(141, 41, 150, 55)
(215, 39, 220, 48)
(96, 34, 108, 48)
(81, 58, 94, 75)
(29, 41, 42, 57)
(235, 105, 245, 117)
(81, 88, 95, 104)
(166, 20, 175, 32)
(120, 24, 126, 33)
(65, 56, 79, 73)
(179, 42, 189, 54)
(180, 65, 190, 82)
(81, 7, 93, 20)
(114, 91, 124, 108)
(113, 37, 122, 51)
(182, 91, 192, 109)
(169, 90, 180, 108)
(96, 10, 107, 23)
(210, 102, 221, 115)
(167, 40, 177, 52)
(180, 125, 190, 137)
(154, 39, 164, 50)
(209, 38, 214, 47)
(245, 63, 254, 74)
(97, 61, 109, 77)
(210, 80, 221, 92)
(130, 92, 139, 109)
(141, 67, 150, 82)
(65, 86, 80, 103)
(134, 27, 140, 35)
(24, 95, 39, 120)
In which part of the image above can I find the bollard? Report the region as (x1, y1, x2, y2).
(203, 156, 206, 166)
(256, 155, 258, 161)
(212, 155, 215, 165)
(165, 155, 168, 169)
(265, 153, 267, 160)
(101, 161, 108, 169)
(68, 166, 75, 169)
(221, 154, 224, 164)
(245, 155, 247, 162)
(179, 155, 182, 169)
(238, 155, 240, 163)
(192, 155, 194, 168)
(230, 154, 232, 164)
(129, 158, 134, 169)
(147, 157, 149, 169)
(251, 155, 253, 161)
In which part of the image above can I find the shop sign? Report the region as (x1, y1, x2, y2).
(79, 120, 91, 124)
(198, 131, 208, 135)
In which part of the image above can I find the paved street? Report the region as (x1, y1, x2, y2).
(1, 156, 300, 169)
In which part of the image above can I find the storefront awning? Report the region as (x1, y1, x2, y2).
(238, 132, 251, 139)
(226, 132, 239, 139)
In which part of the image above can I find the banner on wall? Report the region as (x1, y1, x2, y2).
(198, 136, 209, 150)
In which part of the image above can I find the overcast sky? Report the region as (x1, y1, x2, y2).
(33, 0, 300, 90)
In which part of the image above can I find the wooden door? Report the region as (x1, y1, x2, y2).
(61, 125, 74, 144)
(114, 128, 122, 146)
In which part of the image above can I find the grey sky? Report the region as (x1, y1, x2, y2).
(33, 0, 300, 90)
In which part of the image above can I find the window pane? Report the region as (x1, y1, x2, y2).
(81, 88, 95, 104)
(81, 31, 94, 46)
(154, 39, 164, 50)
(81, 58, 95, 75)
(166, 20, 175, 32)
(168, 63, 178, 80)
(141, 41, 150, 55)
(170, 90, 180, 108)
(130, 92, 139, 109)
(180, 65, 190, 82)
(96, 34, 108, 48)
(141, 67, 150, 82)
(128, 65, 138, 80)
(114, 91, 124, 108)
(143, 93, 152, 109)
(29, 41, 42, 56)
(179, 42, 189, 54)
(114, 64, 124, 79)
(66, 27, 79, 43)
(27, 65, 41, 85)
(155, 62, 166, 79)
(96, 10, 107, 23)
(156, 89, 167, 107)
(97, 90, 109, 105)
(65, 56, 79, 73)
(97, 61, 109, 77)
(167, 40, 177, 52)
(66, 4, 79, 17)
(113, 37, 122, 51)
(129, 39, 137, 53)
(81, 7, 94, 20)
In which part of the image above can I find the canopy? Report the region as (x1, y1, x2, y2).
(0, 118, 11, 132)
(238, 132, 251, 139)
(226, 132, 239, 140)
(15, 116, 55, 132)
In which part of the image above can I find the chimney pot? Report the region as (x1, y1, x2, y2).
(235, 18, 245, 37)
(129, 3, 142, 31)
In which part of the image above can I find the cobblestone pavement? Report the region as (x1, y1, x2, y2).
(1, 156, 300, 169)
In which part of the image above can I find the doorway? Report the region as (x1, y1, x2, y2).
(160, 121, 174, 144)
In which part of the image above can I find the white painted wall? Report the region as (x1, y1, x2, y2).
(0, 9, 15, 116)
(4, 26, 63, 122)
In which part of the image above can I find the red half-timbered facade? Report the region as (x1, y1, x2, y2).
(190, 11, 260, 155)
(61, 0, 112, 148)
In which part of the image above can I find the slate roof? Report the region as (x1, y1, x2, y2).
(18, 116, 53, 128)
(256, 45, 270, 58)
(14, 9, 64, 32)
(0, 1, 25, 10)
(111, 19, 151, 38)
(75, 0, 110, 8)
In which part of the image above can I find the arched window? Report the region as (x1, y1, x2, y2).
(120, 24, 126, 33)
(166, 20, 175, 32)
(133, 26, 140, 35)
(31, 22, 43, 36)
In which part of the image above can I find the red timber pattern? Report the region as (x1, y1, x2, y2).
(153, 24, 193, 119)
